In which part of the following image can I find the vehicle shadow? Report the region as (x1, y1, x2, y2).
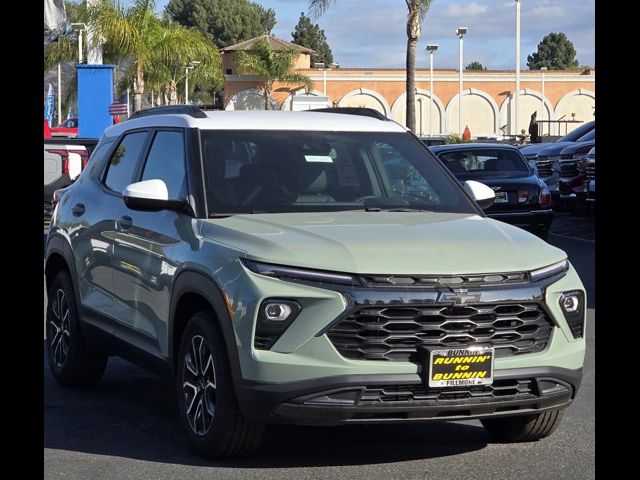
(44, 343, 489, 468)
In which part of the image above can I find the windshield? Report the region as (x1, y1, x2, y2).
(436, 148, 530, 178)
(557, 121, 594, 142)
(201, 130, 478, 216)
(576, 130, 595, 142)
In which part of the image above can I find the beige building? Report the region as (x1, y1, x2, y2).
(222, 35, 595, 136)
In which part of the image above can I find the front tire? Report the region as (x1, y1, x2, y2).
(46, 270, 108, 387)
(481, 408, 565, 442)
(176, 310, 263, 459)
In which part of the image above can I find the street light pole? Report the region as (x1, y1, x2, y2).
(515, 0, 521, 136)
(456, 28, 467, 135)
(184, 60, 201, 105)
(540, 67, 547, 137)
(57, 63, 62, 126)
(418, 97, 423, 136)
(426, 44, 438, 136)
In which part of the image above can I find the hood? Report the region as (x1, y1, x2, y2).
(200, 211, 566, 275)
(533, 142, 577, 157)
(560, 141, 595, 156)
(520, 141, 573, 156)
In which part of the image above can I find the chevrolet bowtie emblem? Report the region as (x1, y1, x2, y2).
(438, 289, 481, 305)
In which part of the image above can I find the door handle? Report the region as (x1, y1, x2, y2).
(71, 203, 85, 216)
(117, 215, 133, 231)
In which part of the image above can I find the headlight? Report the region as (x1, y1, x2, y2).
(559, 291, 585, 338)
(530, 259, 568, 281)
(241, 258, 359, 286)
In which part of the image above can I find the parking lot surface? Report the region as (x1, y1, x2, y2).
(44, 213, 595, 479)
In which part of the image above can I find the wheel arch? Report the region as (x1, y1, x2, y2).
(45, 234, 79, 301)
(169, 270, 243, 393)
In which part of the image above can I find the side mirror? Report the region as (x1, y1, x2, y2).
(122, 179, 187, 212)
(464, 180, 495, 210)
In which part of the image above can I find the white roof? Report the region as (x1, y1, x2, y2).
(103, 110, 407, 138)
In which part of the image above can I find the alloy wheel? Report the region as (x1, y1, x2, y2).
(182, 335, 217, 436)
(49, 288, 70, 368)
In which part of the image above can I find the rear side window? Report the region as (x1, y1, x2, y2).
(438, 149, 529, 175)
(104, 131, 147, 193)
(141, 131, 187, 199)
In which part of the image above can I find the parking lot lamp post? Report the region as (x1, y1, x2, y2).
(184, 61, 201, 105)
(540, 67, 547, 136)
(456, 28, 467, 135)
(417, 96, 423, 135)
(314, 62, 327, 96)
(515, 0, 521, 136)
(426, 44, 438, 136)
(70, 23, 86, 63)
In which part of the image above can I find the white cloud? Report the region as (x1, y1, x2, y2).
(441, 2, 489, 18)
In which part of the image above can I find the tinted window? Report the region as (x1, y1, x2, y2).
(141, 131, 187, 198)
(577, 130, 595, 142)
(438, 149, 529, 177)
(201, 130, 477, 215)
(104, 132, 147, 193)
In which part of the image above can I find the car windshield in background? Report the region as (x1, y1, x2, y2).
(557, 121, 594, 142)
(437, 148, 530, 178)
(201, 131, 478, 216)
(576, 129, 595, 142)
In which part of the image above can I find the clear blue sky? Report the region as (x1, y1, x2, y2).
(154, 0, 594, 70)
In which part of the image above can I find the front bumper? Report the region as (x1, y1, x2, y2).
(239, 367, 579, 425)
(227, 264, 586, 424)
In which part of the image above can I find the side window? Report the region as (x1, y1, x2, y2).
(84, 142, 113, 180)
(104, 131, 147, 193)
(141, 131, 187, 199)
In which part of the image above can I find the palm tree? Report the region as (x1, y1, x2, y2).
(310, 0, 432, 133)
(234, 38, 313, 110)
(87, 0, 220, 111)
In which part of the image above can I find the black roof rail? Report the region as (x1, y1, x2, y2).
(311, 107, 389, 121)
(128, 105, 207, 120)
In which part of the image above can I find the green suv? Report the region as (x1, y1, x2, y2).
(45, 107, 586, 459)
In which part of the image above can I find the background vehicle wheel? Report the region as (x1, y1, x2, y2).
(46, 271, 108, 387)
(177, 310, 263, 459)
(481, 408, 564, 442)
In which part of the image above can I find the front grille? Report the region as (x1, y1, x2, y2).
(560, 153, 573, 160)
(327, 303, 553, 362)
(586, 161, 595, 180)
(359, 272, 527, 288)
(360, 378, 537, 404)
(560, 161, 578, 177)
(536, 160, 553, 177)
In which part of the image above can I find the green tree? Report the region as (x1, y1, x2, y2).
(88, 0, 220, 111)
(291, 12, 333, 66)
(466, 61, 486, 71)
(527, 32, 579, 70)
(310, 0, 432, 134)
(234, 38, 313, 109)
(166, 0, 277, 48)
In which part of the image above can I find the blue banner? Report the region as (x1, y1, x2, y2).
(44, 83, 55, 126)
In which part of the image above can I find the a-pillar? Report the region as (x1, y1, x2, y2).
(77, 64, 114, 138)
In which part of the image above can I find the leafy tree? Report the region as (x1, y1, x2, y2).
(527, 32, 579, 70)
(166, 0, 277, 48)
(291, 12, 333, 65)
(310, 0, 432, 134)
(234, 38, 313, 109)
(88, 0, 220, 111)
(466, 61, 486, 71)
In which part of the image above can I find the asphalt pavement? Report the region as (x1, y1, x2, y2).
(43, 213, 595, 479)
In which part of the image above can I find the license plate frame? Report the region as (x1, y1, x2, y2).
(427, 347, 495, 388)
(494, 191, 508, 203)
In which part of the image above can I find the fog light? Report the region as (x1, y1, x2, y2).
(264, 302, 293, 321)
(254, 299, 302, 350)
(561, 295, 579, 313)
(559, 291, 585, 338)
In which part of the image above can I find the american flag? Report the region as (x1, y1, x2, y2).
(108, 92, 129, 116)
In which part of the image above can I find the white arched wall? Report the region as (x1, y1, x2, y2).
(338, 88, 390, 116)
(446, 88, 499, 136)
(554, 89, 595, 134)
(390, 89, 445, 135)
(225, 88, 277, 110)
(280, 89, 326, 111)
(499, 88, 557, 136)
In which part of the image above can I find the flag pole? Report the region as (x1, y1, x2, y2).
(57, 63, 62, 127)
(126, 88, 130, 117)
